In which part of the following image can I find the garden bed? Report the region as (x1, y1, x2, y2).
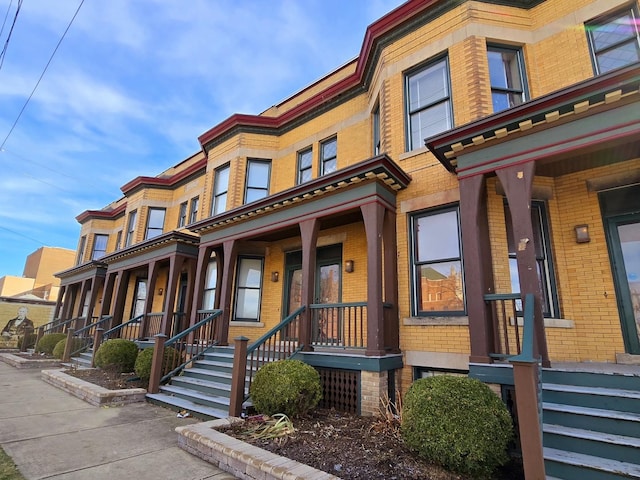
(0, 352, 61, 369)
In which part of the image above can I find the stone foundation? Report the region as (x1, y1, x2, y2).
(360, 370, 388, 416)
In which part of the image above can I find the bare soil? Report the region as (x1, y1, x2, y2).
(62, 366, 147, 390)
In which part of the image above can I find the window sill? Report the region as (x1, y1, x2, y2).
(510, 317, 574, 328)
(230, 321, 265, 328)
(403, 316, 469, 326)
(398, 146, 429, 162)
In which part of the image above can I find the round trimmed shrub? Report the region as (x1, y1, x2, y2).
(94, 339, 139, 373)
(401, 375, 513, 479)
(134, 346, 182, 380)
(36, 333, 67, 355)
(250, 359, 322, 417)
(52, 337, 88, 359)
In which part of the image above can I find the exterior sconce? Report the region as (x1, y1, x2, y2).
(158, 288, 164, 295)
(345, 260, 354, 273)
(574, 224, 590, 244)
(271, 271, 279, 282)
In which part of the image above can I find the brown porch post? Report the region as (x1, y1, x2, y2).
(111, 270, 130, 328)
(299, 218, 319, 352)
(87, 275, 104, 323)
(60, 285, 76, 322)
(383, 208, 400, 353)
(361, 202, 385, 356)
(229, 336, 249, 417)
(53, 285, 65, 320)
(496, 162, 550, 367)
(142, 260, 160, 337)
(160, 254, 184, 337)
(459, 174, 496, 363)
(100, 272, 117, 319)
(217, 240, 238, 345)
(189, 245, 213, 328)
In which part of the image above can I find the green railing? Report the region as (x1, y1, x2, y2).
(510, 294, 536, 363)
(68, 315, 113, 359)
(484, 293, 522, 360)
(102, 314, 144, 342)
(310, 302, 366, 349)
(42, 317, 76, 335)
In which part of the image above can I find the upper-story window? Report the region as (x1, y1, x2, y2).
(177, 201, 187, 227)
(406, 56, 452, 150)
(125, 210, 137, 247)
(212, 164, 230, 215)
(245, 159, 271, 203)
(76, 235, 86, 265)
(91, 234, 108, 260)
(320, 137, 337, 176)
(145, 208, 165, 240)
(586, 6, 640, 75)
(188, 196, 199, 224)
(487, 45, 527, 113)
(410, 206, 464, 316)
(373, 103, 381, 155)
(297, 148, 313, 184)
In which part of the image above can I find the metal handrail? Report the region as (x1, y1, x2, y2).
(102, 314, 144, 341)
(510, 294, 536, 363)
(42, 317, 76, 334)
(69, 316, 113, 358)
(484, 292, 522, 359)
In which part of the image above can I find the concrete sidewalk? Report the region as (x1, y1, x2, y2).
(0, 362, 236, 479)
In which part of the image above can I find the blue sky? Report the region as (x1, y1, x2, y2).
(0, 0, 402, 278)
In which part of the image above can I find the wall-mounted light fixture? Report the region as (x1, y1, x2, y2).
(574, 224, 590, 243)
(271, 271, 279, 282)
(345, 260, 354, 273)
(158, 288, 164, 296)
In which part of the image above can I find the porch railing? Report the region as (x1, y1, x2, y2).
(144, 312, 164, 338)
(102, 314, 144, 342)
(310, 302, 366, 349)
(484, 293, 523, 360)
(228, 306, 305, 417)
(42, 317, 76, 335)
(147, 309, 223, 393)
(66, 315, 113, 360)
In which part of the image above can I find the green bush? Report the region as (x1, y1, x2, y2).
(94, 339, 139, 373)
(134, 346, 182, 380)
(250, 359, 322, 417)
(36, 333, 67, 355)
(52, 337, 88, 359)
(401, 375, 513, 479)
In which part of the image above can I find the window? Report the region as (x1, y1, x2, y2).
(177, 201, 187, 227)
(487, 46, 527, 113)
(91, 234, 108, 260)
(406, 56, 452, 150)
(212, 164, 230, 215)
(76, 236, 86, 265)
(145, 208, 165, 240)
(131, 278, 147, 318)
(115, 231, 122, 251)
(188, 196, 199, 224)
(202, 257, 217, 310)
(234, 257, 263, 321)
(297, 148, 313, 184)
(125, 210, 137, 247)
(373, 104, 381, 155)
(505, 201, 558, 317)
(410, 207, 464, 315)
(320, 137, 337, 176)
(586, 6, 640, 75)
(245, 159, 271, 203)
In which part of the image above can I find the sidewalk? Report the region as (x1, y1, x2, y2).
(0, 361, 236, 479)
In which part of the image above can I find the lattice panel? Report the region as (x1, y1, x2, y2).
(317, 368, 360, 414)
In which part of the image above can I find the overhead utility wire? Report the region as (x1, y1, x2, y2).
(0, 0, 22, 71)
(0, 0, 85, 150)
(0, 0, 14, 40)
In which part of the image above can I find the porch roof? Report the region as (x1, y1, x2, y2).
(426, 64, 640, 177)
(55, 261, 107, 285)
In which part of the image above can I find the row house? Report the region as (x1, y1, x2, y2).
(55, 0, 639, 476)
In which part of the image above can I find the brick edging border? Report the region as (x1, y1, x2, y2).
(0, 352, 61, 369)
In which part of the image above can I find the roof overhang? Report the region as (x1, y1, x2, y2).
(120, 158, 207, 195)
(76, 202, 126, 224)
(56, 261, 108, 285)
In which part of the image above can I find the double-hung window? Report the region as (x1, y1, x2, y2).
(125, 210, 137, 247)
(202, 257, 217, 310)
(91, 234, 108, 260)
(410, 207, 465, 315)
(188, 196, 199, 224)
(586, 6, 640, 75)
(177, 201, 187, 227)
(145, 208, 165, 240)
(212, 164, 230, 215)
(487, 45, 527, 113)
(406, 56, 452, 150)
(76, 236, 86, 265)
(234, 257, 263, 321)
(297, 148, 312, 184)
(320, 137, 337, 176)
(244, 159, 271, 204)
(373, 104, 381, 155)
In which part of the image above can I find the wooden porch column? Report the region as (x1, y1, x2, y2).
(217, 240, 238, 345)
(100, 272, 117, 318)
(189, 245, 213, 328)
(111, 270, 130, 328)
(60, 285, 76, 321)
(496, 162, 550, 367)
(459, 174, 496, 363)
(361, 202, 385, 356)
(160, 254, 184, 337)
(140, 260, 160, 337)
(300, 218, 319, 352)
(86, 275, 104, 322)
(53, 285, 65, 319)
(383, 208, 400, 353)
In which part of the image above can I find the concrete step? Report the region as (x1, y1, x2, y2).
(543, 383, 640, 414)
(542, 369, 640, 391)
(544, 447, 640, 480)
(158, 384, 230, 411)
(146, 393, 228, 420)
(543, 402, 640, 439)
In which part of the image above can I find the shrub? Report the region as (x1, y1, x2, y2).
(250, 359, 322, 417)
(94, 339, 139, 373)
(36, 333, 67, 355)
(52, 337, 88, 359)
(134, 346, 182, 380)
(401, 375, 513, 479)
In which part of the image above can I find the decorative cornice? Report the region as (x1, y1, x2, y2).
(120, 157, 207, 195)
(76, 202, 127, 223)
(99, 231, 200, 264)
(55, 261, 107, 279)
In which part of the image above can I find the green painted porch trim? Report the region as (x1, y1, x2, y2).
(101, 234, 199, 270)
(469, 362, 515, 386)
(292, 351, 403, 372)
(56, 261, 107, 283)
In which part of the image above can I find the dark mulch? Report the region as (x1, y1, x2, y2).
(221, 409, 524, 480)
(63, 366, 147, 390)
(11, 352, 56, 359)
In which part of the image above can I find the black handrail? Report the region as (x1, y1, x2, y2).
(69, 315, 113, 359)
(102, 314, 144, 341)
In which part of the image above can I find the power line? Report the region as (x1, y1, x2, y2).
(0, 0, 22, 71)
(0, 0, 14, 40)
(0, 225, 46, 246)
(0, 0, 85, 150)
